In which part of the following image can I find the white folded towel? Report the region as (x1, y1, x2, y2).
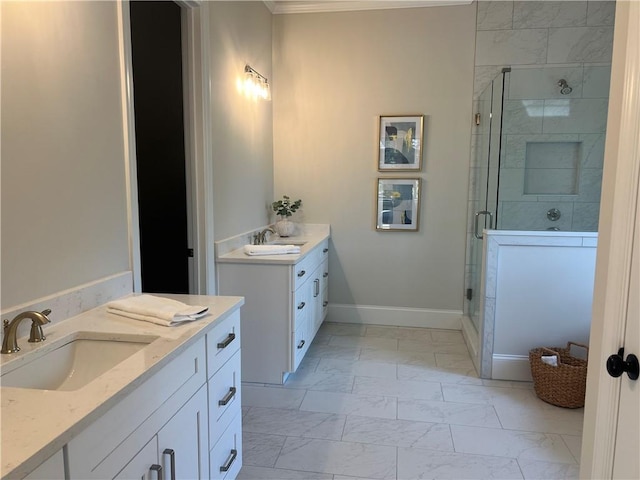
(107, 294, 209, 327)
(243, 244, 301, 256)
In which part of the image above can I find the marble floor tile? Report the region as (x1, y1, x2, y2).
(435, 352, 475, 369)
(300, 390, 397, 419)
(517, 459, 580, 480)
(342, 415, 454, 451)
(561, 434, 583, 462)
(306, 344, 362, 361)
(365, 325, 433, 342)
(442, 383, 537, 406)
(359, 347, 437, 366)
(352, 376, 443, 401)
(482, 379, 534, 389)
(329, 334, 398, 351)
(493, 396, 585, 435)
(398, 364, 483, 385)
(430, 330, 465, 344)
(295, 355, 320, 372)
(243, 407, 346, 440)
(398, 398, 502, 428)
(316, 358, 398, 379)
(398, 447, 524, 479)
(237, 465, 333, 480)
(450, 425, 576, 463)
(275, 437, 397, 479)
(281, 370, 355, 393)
(398, 339, 471, 355)
(242, 432, 286, 467)
(241, 385, 306, 409)
(318, 322, 367, 337)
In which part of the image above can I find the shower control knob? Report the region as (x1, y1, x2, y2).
(606, 348, 639, 380)
(547, 208, 561, 221)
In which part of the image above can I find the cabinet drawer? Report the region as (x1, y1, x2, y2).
(294, 285, 310, 329)
(208, 349, 241, 444)
(206, 310, 241, 378)
(293, 239, 328, 291)
(209, 412, 242, 480)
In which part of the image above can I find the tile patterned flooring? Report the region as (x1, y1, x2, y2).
(238, 322, 583, 480)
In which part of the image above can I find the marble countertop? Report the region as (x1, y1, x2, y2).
(216, 224, 330, 265)
(0, 294, 244, 479)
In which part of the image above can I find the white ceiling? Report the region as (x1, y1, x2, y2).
(264, 0, 473, 15)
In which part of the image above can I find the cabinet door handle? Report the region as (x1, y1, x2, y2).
(323, 248, 329, 253)
(323, 272, 329, 278)
(323, 301, 328, 307)
(297, 302, 305, 310)
(163, 449, 176, 480)
(218, 386, 237, 406)
(150, 464, 163, 480)
(314, 279, 320, 297)
(297, 339, 306, 349)
(220, 449, 238, 472)
(297, 270, 306, 278)
(217, 332, 236, 349)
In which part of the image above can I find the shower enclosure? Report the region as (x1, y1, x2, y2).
(467, 65, 609, 379)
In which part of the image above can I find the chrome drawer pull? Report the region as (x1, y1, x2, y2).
(218, 386, 237, 406)
(297, 339, 305, 349)
(163, 449, 176, 480)
(150, 464, 163, 479)
(297, 302, 305, 310)
(217, 332, 236, 349)
(323, 301, 328, 307)
(220, 449, 238, 472)
(297, 270, 306, 277)
(323, 248, 329, 253)
(323, 272, 329, 278)
(314, 279, 320, 297)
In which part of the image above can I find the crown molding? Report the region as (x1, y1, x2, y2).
(265, 1, 472, 15)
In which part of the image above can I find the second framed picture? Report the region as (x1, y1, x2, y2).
(378, 114, 424, 171)
(375, 178, 422, 232)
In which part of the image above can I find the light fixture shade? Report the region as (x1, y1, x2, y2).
(243, 65, 271, 101)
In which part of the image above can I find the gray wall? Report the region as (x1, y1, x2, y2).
(1, 1, 129, 309)
(272, 5, 476, 312)
(209, 2, 274, 241)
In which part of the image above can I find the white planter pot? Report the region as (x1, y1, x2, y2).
(275, 218, 296, 237)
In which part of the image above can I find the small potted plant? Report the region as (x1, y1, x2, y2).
(272, 195, 302, 237)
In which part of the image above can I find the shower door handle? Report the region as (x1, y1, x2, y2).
(474, 211, 494, 239)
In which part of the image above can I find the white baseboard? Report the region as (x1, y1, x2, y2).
(492, 354, 533, 382)
(327, 303, 462, 330)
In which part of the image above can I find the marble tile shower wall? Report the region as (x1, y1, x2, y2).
(464, 1, 615, 313)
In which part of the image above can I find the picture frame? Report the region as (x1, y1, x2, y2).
(375, 178, 421, 231)
(378, 115, 424, 171)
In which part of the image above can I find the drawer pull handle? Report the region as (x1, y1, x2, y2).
(218, 386, 237, 406)
(314, 279, 320, 297)
(323, 272, 329, 278)
(220, 449, 238, 472)
(297, 339, 306, 349)
(297, 302, 306, 310)
(323, 248, 329, 253)
(297, 270, 306, 277)
(163, 449, 176, 480)
(217, 332, 236, 349)
(150, 464, 163, 479)
(323, 301, 329, 307)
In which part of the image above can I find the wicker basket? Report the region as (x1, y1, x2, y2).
(529, 341, 588, 408)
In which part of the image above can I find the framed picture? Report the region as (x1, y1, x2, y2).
(375, 178, 421, 231)
(378, 115, 424, 171)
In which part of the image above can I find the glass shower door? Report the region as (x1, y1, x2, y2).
(469, 73, 504, 331)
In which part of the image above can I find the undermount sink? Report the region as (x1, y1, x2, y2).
(0, 332, 158, 391)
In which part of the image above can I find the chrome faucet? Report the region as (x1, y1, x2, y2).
(259, 227, 275, 245)
(1, 309, 51, 354)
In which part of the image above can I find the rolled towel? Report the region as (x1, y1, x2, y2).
(107, 294, 209, 327)
(243, 244, 301, 256)
(541, 355, 558, 367)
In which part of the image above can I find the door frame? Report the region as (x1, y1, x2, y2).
(580, 1, 640, 477)
(117, 0, 215, 295)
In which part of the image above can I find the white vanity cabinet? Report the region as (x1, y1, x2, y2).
(218, 238, 329, 384)
(23, 451, 65, 480)
(66, 309, 242, 480)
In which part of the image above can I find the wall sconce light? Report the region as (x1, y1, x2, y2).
(240, 64, 271, 101)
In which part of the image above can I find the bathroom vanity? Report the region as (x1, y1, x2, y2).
(216, 224, 330, 384)
(0, 294, 244, 480)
